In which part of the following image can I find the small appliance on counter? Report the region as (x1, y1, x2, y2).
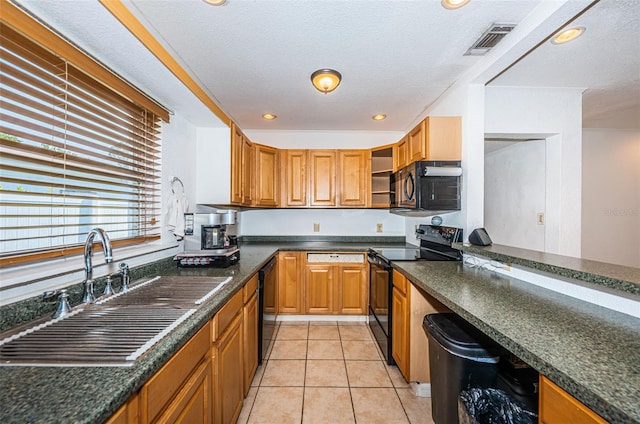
(173, 210, 240, 267)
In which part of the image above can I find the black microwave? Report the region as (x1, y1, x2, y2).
(390, 161, 462, 214)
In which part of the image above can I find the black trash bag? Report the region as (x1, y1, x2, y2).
(458, 388, 538, 424)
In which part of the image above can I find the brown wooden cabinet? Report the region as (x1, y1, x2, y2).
(309, 150, 336, 207)
(408, 121, 426, 164)
(277, 251, 304, 314)
(243, 275, 259, 396)
(106, 395, 139, 424)
(214, 291, 244, 424)
(254, 144, 279, 207)
(392, 285, 409, 378)
(140, 322, 211, 424)
(305, 265, 334, 314)
(391, 270, 450, 383)
(304, 253, 368, 315)
(241, 137, 253, 206)
(156, 359, 212, 424)
(394, 135, 409, 170)
(337, 265, 368, 315)
(281, 150, 307, 207)
(338, 150, 369, 207)
(539, 376, 607, 424)
(230, 124, 244, 204)
(406, 116, 462, 163)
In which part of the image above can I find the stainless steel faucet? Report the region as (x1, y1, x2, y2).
(81, 227, 113, 303)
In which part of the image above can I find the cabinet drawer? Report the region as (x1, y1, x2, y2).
(539, 376, 607, 424)
(306, 253, 364, 263)
(141, 322, 211, 423)
(243, 273, 259, 303)
(214, 290, 243, 340)
(392, 269, 407, 295)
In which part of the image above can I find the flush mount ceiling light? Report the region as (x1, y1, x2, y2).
(311, 69, 342, 94)
(551, 27, 585, 44)
(372, 114, 387, 121)
(441, 0, 470, 10)
(203, 0, 227, 5)
(262, 113, 277, 120)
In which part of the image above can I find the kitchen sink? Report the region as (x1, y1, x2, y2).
(0, 276, 231, 367)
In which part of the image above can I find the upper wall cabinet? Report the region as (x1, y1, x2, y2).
(396, 116, 462, 169)
(281, 150, 307, 207)
(253, 144, 279, 207)
(338, 150, 369, 207)
(309, 150, 337, 207)
(370, 145, 393, 208)
(280, 149, 370, 208)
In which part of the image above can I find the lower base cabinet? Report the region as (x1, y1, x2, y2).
(539, 376, 607, 424)
(107, 272, 261, 424)
(391, 270, 450, 383)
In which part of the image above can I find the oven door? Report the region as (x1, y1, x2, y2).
(367, 253, 394, 365)
(391, 165, 417, 208)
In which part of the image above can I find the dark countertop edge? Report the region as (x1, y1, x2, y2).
(454, 243, 640, 296)
(240, 235, 406, 243)
(391, 262, 639, 424)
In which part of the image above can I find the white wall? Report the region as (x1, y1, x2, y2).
(239, 209, 404, 236)
(485, 86, 583, 257)
(244, 130, 403, 149)
(582, 129, 640, 267)
(485, 141, 546, 251)
(194, 127, 232, 205)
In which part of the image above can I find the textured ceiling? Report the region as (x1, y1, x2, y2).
(491, 0, 640, 129)
(12, 0, 635, 131)
(14, 0, 541, 131)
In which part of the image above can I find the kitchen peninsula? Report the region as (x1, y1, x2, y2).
(1, 239, 638, 424)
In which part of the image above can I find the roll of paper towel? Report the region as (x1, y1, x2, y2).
(423, 166, 462, 177)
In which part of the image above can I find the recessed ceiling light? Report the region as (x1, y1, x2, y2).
(441, 0, 470, 10)
(262, 113, 277, 120)
(203, 0, 227, 6)
(551, 27, 585, 44)
(372, 114, 387, 121)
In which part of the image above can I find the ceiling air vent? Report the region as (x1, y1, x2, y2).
(464, 23, 516, 56)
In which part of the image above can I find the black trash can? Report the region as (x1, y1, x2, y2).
(423, 313, 504, 424)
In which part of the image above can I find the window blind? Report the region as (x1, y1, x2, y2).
(0, 22, 162, 261)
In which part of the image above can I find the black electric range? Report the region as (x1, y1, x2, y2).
(368, 225, 462, 364)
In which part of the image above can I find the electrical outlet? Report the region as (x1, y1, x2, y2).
(537, 213, 545, 225)
(313, 223, 320, 232)
(376, 223, 383, 233)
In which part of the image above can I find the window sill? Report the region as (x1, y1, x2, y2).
(0, 240, 181, 306)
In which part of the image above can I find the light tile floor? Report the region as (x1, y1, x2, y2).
(238, 320, 436, 424)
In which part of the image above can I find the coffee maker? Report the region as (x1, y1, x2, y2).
(176, 210, 239, 267)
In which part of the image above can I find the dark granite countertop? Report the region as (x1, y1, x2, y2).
(455, 242, 640, 296)
(393, 260, 640, 424)
(1, 239, 638, 423)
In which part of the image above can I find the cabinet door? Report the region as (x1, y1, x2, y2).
(277, 252, 303, 313)
(230, 124, 243, 204)
(309, 150, 336, 207)
(282, 150, 307, 207)
(395, 135, 409, 170)
(337, 265, 367, 315)
(243, 292, 258, 396)
(241, 136, 254, 206)
(156, 359, 212, 424)
(305, 265, 333, 314)
(216, 314, 243, 424)
(539, 376, 607, 424)
(424, 116, 462, 160)
(254, 144, 279, 207)
(338, 150, 369, 207)
(408, 121, 426, 163)
(106, 394, 139, 424)
(392, 287, 409, 379)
